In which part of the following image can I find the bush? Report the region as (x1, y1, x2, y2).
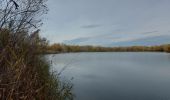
(0, 29, 73, 100)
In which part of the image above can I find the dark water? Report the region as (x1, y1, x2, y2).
(47, 52, 170, 100)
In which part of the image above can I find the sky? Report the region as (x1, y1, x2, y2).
(41, 0, 170, 46)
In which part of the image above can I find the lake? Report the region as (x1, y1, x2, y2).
(47, 52, 170, 100)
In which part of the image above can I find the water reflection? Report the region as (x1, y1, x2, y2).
(47, 52, 170, 100)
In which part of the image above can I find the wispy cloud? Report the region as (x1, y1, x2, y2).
(63, 31, 170, 46)
(109, 35, 170, 46)
(81, 24, 101, 29)
(140, 31, 159, 34)
(41, 0, 170, 46)
(63, 37, 90, 44)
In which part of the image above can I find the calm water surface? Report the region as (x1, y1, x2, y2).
(47, 52, 170, 100)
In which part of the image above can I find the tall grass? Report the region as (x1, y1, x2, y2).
(0, 29, 73, 100)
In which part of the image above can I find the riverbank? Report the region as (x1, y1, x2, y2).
(0, 30, 73, 100)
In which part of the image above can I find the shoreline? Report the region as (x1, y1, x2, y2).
(44, 51, 170, 55)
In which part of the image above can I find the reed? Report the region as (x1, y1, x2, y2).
(0, 29, 73, 100)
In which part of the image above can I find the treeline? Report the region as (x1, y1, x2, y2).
(46, 43, 170, 53)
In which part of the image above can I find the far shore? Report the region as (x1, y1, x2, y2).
(44, 44, 170, 54)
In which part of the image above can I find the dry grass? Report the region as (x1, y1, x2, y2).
(0, 29, 74, 100)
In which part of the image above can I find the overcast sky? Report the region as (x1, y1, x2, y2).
(41, 0, 170, 46)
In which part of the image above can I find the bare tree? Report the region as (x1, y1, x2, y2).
(0, 0, 48, 33)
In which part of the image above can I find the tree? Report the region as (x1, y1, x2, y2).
(0, 0, 48, 33)
(0, 0, 49, 53)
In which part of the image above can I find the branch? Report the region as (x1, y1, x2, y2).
(10, 0, 19, 9)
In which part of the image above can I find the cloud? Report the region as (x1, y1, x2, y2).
(109, 35, 170, 46)
(42, 0, 170, 46)
(63, 35, 113, 46)
(140, 31, 159, 34)
(63, 37, 90, 44)
(111, 31, 168, 43)
(81, 24, 101, 29)
(63, 31, 170, 46)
